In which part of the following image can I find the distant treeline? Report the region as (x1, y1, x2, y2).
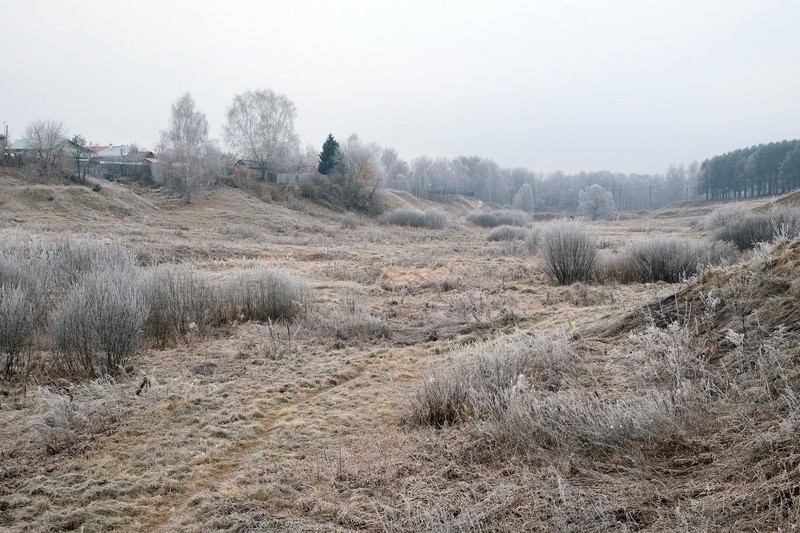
(699, 139, 800, 200)
(388, 155, 698, 213)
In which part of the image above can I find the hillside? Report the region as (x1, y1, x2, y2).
(1, 169, 799, 531)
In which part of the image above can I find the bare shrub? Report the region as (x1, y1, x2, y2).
(486, 225, 528, 242)
(217, 269, 312, 323)
(0, 285, 41, 379)
(423, 209, 448, 230)
(48, 240, 137, 291)
(705, 203, 748, 231)
(52, 269, 147, 377)
(626, 237, 702, 283)
(379, 208, 448, 229)
(712, 207, 800, 250)
(467, 209, 529, 228)
(142, 265, 215, 346)
(539, 220, 597, 284)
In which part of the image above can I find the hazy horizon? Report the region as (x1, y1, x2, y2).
(3, 0, 799, 174)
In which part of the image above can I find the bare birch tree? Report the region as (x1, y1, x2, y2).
(158, 92, 208, 202)
(224, 89, 300, 181)
(332, 134, 383, 210)
(24, 119, 69, 177)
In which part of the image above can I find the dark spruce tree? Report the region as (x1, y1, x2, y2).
(318, 134, 340, 175)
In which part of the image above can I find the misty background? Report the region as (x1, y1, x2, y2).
(2, 0, 799, 174)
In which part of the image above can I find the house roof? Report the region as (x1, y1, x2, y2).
(9, 139, 34, 150)
(93, 145, 132, 158)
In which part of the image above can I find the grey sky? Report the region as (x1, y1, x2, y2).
(3, 0, 799, 174)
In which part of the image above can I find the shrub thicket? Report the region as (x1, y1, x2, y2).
(467, 209, 529, 228)
(627, 237, 702, 282)
(0, 285, 41, 379)
(379, 208, 448, 229)
(142, 265, 215, 346)
(540, 220, 597, 284)
(219, 269, 312, 323)
(53, 269, 147, 377)
(486, 225, 529, 242)
(711, 208, 800, 250)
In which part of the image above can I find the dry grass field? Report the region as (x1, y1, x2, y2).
(1, 169, 799, 531)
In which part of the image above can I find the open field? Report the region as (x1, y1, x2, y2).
(1, 170, 799, 531)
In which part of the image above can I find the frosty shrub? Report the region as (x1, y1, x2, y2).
(53, 269, 147, 377)
(711, 207, 800, 250)
(467, 209, 529, 228)
(487, 225, 529, 242)
(626, 237, 702, 283)
(219, 269, 312, 323)
(142, 265, 216, 346)
(0, 285, 41, 379)
(540, 220, 597, 284)
(705, 203, 748, 231)
(379, 208, 448, 229)
(409, 332, 578, 427)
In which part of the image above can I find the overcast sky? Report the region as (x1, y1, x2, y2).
(3, 1, 799, 174)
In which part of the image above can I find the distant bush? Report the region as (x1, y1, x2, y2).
(467, 209, 529, 228)
(379, 208, 448, 229)
(711, 207, 800, 250)
(487, 225, 529, 242)
(142, 265, 215, 346)
(540, 220, 597, 284)
(53, 269, 147, 377)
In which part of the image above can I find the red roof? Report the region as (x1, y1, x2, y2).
(88, 145, 110, 153)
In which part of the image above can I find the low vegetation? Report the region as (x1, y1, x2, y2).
(539, 219, 597, 284)
(466, 208, 529, 228)
(379, 207, 448, 229)
(3, 167, 800, 532)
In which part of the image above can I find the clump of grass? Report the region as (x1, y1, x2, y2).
(467, 209, 529, 228)
(379, 208, 448, 229)
(340, 211, 357, 229)
(539, 220, 597, 284)
(409, 332, 578, 427)
(486, 225, 529, 242)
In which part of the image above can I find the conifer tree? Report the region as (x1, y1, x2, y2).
(318, 134, 340, 175)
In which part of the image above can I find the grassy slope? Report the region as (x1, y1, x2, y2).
(1, 170, 798, 531)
